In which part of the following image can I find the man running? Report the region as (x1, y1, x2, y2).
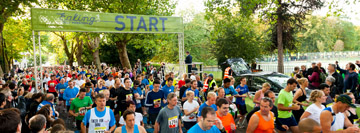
(187, 107, 222, 133)
(216, 98, 236, 133)
(63, 80, 79, 112)
(145, 80, 166, 127)
(182, 80, 201, 104)
(246, 97, 275, 133)
(320, 94, 359, 132)
(81, 93, 116, 133)
(119, 101, 144, 127)
(277, 78, 300, 133)
(114, 110, 146, 133)
(154, 93, 182, 133)
(197, 92, 217, 118)
(69, 88, 93, 131)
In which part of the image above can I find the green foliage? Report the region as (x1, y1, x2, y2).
(205, 0, 265, 65)
(27, 54, 48, 67)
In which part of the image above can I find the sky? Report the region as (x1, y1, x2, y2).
(175, 0, 360, 25)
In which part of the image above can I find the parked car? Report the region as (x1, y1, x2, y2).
(235, 72, 291, 96)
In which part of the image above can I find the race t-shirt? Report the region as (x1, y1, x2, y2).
(95, 86, 107, 94)
(161, 85, 174, 99)
(48, 80, 58, 92)
(182, 88, 200, 101)
(197, 103, 217, 117)
(188, 123, 221, 133)
(156, 106, 181, 133)
(56, 82, 68, 98)
(235, 85, 248, 105)
(224, 86, 238, 98)
(305, 104, 325, 124)
(183, 101, 199, 122)
(70, 96, 93, 120)
(277, 89, 293, 118)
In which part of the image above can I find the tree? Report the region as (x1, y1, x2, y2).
(52, 32, 77, 67)
(236, 0, 323, 73)
(0, 0, 36, 74)
(205, 1, 267, 66)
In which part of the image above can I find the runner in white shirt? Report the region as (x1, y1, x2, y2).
(183, 91, 200, 131)
(119, 101, 144, 127)
(105, 75, 115, 88)
(300, 90, 326, 124)
(75, 74, 85, 88)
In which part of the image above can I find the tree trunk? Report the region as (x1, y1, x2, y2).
(116, 41, 132, 70)
(0, 23, 4, 75)
(76, 37, 84, 66)
(87, 36, 102, 73)
(277, 0, 284, 73)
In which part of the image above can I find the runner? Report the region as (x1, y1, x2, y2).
(161, 77, 174, 99)
(197, 92, 217, 118)
(253, 83, 270, 107)
(114, 110, 146, 133)
(119, 101, 144, 127)
(47, 75, 58, 98)
(320, 94, 359, 132)
(116, 78, 136, 123)
(154, 93, 182, 133)
(300, 90, 326, 124)
(235, 77, 252, 127)
(180, 79, 191, 106)
(95, 79, 107, 95)
(145, 80, 166, 127)
(182, 80, 201, 104)
(222, 78, 238, 102)
(132, 80, 144, 113)
(63, 80, 79, 112)
(81, 93, 116, 133)
(277, 78, 300, 133)
(74, 74, 85, 88)
(246, 97, 275, 133)
(216, 98, 236, 133)
(69, 88, 93, 131)
(183, 91, 200, 131)
(55, 78, 68, 109)
(187, 107, 221, 133)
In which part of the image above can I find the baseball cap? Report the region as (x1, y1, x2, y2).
(336, 94, 356, 108)
(208, 74, 213, 78)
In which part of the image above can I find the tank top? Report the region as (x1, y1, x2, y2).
(323, 106, 345, 131)
(254, 111, 274, 133)
(296, 89, 307, 103)
(88, 107, 111, 133)
(121, 124, 139, 133)
(255, 90, 264, 107)
(347, 110, 359, 124)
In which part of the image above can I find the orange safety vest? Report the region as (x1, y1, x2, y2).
(203, 78, 209, 92)
(224, 67, 231, 79)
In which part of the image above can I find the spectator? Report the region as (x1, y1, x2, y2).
(320, 94, 359, 132)
(300, 65, 307, 78)
(185, 51, 192, 77)
(320, 83, 332, 106)
(326, 76, 341, 98)
(317, 62, 327, 74)
(306, 62, 316, 78)
(300, 90, 326, 124)
(29, 114, 47, 133)
(327, 63, 344, 92)
(0, 108, 22, 133)
(291, 66, 300, 78)
(36, 104, 54, 129)
(336, 61, 358, 94)
(308, 66, 321, 89)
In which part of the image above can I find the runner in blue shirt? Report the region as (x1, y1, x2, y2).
(222, 78, 239, 101)
(56, 78, 68, 107)
(197, 92, 217, 117)
(161, 77, 174, 99)
(182, 80, 201, 104)
(188, 107, 222, 133)
(235, 77, 252, 127)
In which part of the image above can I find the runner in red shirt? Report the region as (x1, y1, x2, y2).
(48, 75, 58, 98)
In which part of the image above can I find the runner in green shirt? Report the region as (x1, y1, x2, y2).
(277, 78, 301, 133)
(69, 88, 93, 130)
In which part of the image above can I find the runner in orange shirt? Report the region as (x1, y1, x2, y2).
(216, 98, 236, 133)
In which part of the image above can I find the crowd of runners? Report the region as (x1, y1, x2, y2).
(0, 60, 360, 133)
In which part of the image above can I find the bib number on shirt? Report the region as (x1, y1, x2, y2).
(94, 127, 106, 133)
(154, 98, 161, 108)
(126, 94, 133, 99)
(168, 116, 178, 128)
(79, 108, 88, 116)
(60, 89, 65, 94)
(226, 94, 231, 98)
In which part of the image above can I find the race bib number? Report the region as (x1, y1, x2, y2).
(99, 90, 104, 93)
(60, 89, 65, 94)
(226, 94, 231, 98)
(79, 108, 88, 116)
(126, 94, 133, 99)
(50, 82, 55, 87)
(94, 127, 106, 133)
(154, 98, 161, 108)
(168, 116, 178, 128)
(194, 96, 198, 100)
(189, 113, 196, 120)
